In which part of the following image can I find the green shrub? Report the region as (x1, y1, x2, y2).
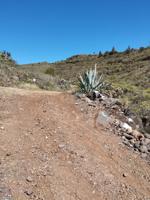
(45, 67, 55, 76)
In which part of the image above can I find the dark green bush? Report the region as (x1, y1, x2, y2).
(45, 67, 55, 76)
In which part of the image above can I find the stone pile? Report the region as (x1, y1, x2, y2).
(75, 91, 150, 161)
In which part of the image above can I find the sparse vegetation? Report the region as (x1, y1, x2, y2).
(0, 52, 68, 91)
(1, 46, 150, 133)
(0, 51, 16, 64)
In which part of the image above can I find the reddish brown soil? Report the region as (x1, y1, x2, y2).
(0, 87, 150, 200)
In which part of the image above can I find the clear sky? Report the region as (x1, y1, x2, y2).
(0, 0, 150, 64)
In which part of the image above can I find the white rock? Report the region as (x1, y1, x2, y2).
(120, 122, 132, 133)
(0, 126, 5, 130)
(58, 144, 65, 149)
(93, 90, 100, 98)
(80, 108, 84, 112)
(127, 118, 134, 123)
(33, 78, 36, 83)
(96, 111, 112, 127)
(114, 119, 120, 127)
(101, 94, 107, 101)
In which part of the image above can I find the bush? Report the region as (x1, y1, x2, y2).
(103, 51, 110, 56)
(139, 47, 145, 52)
(45, 67, 55, 76)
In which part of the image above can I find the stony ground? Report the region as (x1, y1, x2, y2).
(0, 87, 150, 200)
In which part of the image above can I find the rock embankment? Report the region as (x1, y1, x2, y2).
(75, 91, 150, 162)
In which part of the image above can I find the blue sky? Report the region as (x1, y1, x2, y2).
(0, 0, 150, 64)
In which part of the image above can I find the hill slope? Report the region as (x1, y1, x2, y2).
(0, 54, 68, 91)
(21, 47, 150, 133)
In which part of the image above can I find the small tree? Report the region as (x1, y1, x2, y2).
(125, 46, 131, 54)
(98, 51, 102, 57)
(109, 46, 117, 55)
(1, 51, 12, 60)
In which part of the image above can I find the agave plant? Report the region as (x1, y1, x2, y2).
(78, 64, 105, 94)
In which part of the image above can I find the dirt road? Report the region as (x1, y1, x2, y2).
(0, 87, 150, 200)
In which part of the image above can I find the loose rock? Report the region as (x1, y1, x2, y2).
(127, 118, 134, 123)
(141, 153, 147, 158)
(0, 126, 5, 130)
(134, 142, 140, 149)
(120, 123, 132, 134)
(123, 133, 133, 140)
(58, 144, 65, 149)
(26, 176, 33, 182)
(139, 145, 148, 153)
(96, 111, 112, 127)
(6, 153, 11, 157)
(24, 189, 33, 196)
(144, 133, 150, 139)
(123, 173, 127, 177)
(132, 130, 144, 140)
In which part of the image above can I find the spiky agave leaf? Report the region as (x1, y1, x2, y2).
(78, 64, 106, 94)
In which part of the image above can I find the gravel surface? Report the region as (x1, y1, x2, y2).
(0, 87, 150, 200)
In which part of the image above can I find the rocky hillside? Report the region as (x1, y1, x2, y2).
(21, 47, 150, 134)
(0, 52, 69, 91)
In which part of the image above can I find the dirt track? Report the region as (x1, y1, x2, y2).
(0, 87, 150, 200)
